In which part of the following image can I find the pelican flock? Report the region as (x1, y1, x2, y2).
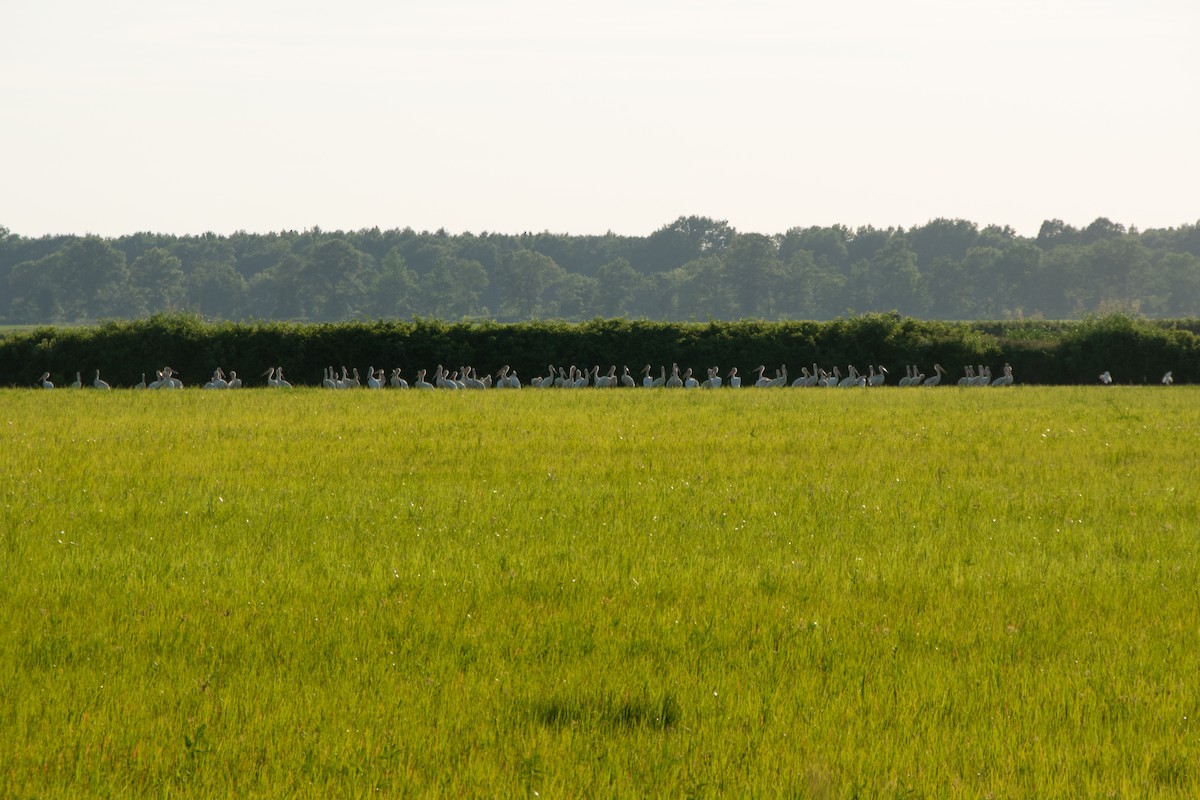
(23, 360, 1190, 389)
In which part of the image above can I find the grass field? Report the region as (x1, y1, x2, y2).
(1, 387, 1198, 798)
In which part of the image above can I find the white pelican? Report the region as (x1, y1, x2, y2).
(683, 367, 699, 388)
(753, 365, 770, 387)
(1099, 370, 1113, 385)
(621, 366, 636, 387)
(390, 368, 409, 388)
(204, 368, 228, 389)
(990, 364, 1014, 387)
(868, 365, 887, 387)
(70, 371, 82, 389)
(93, 370, 110, 390)
(924, 364, 946, 387)
(38, 371, 54, 389)
(651, 366, 666, 388)
(415, 369, 434, 389)
(727, 367, 740, 388)
(1162, 371, 1174, 385)
(135, 373, 147, 390)
(666, 363, 684, 388)
(766, 365, 788, 388)
(227, 371, 242, 389)
(367, 366, 382, 389)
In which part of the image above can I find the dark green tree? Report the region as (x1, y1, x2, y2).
(129, 247, 186, 313)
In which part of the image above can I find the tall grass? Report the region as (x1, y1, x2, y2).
(1, 388, 1197, 797)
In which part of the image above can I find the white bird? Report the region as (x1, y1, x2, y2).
(753, 365, 770, 387)
(924, 364, 946, 387)
(621, 366, 636, 388)
(204, 368, 228, 389)
(227, 371, 242, 389)
(390, 368, 409, 388)
(415, 369, 434, 389)
(990, 363, 1014, 387)
(70, 371, 82, 389)
(651, 366, 666, 388)
(726, 367, 740, 388)
(957, 366, 974, 387)
(868, 365, 887, 387)
(93, 370, 110, 390)
(135, 373, 147, 390)
(1162, 371, 1174, 385)
(665, 363, 683, 388)
(276, 368, 292, 388)
(1099, 370, 1113, 385)
(38, 371, 54, 389)
(766, 365, 788, 388)
(367, 366, 382, 389)
(683, 367, 699, 388)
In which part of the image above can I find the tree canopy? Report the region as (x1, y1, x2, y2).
(3, 216, 1199, 323)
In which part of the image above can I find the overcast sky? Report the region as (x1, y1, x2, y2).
(3, 0, 1197, 239)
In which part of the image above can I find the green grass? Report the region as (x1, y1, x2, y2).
(2, 387, 1198, 798)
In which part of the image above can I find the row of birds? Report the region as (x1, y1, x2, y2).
(37, 363, 1023, 390)
(36, 364, 1179, 389)
(316, 362, 1018, 389)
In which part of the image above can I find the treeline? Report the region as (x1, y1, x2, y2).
(3, 313, 1196, 387)
(2, 216, 1200, 324)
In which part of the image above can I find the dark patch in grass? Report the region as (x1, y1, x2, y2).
(528, 689, 681, 731)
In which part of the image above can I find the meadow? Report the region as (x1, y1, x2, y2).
(1, 387, 1197, 798)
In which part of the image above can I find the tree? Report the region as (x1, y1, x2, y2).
(594, 257, 645, 318)
(497, 249, 567, 319)
(906, 218, 979, 266)
(675, 256, 735, 319)
(858, 237, 925, 315)
(778, 225, 850, 271)
(54, 236, 136, 319)
(721, 233, 783, 317)
(636, 216, 736, 272)
(187, 260, 247, 319)
(129, 248, 186, 313)
(371, 247, 420, 318)
(303, 239, 372, 320)
(420, 257, 488, 318)
(1036, 219, 1079, 248)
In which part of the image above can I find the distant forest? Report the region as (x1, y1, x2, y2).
(3, 216, 1199, 324)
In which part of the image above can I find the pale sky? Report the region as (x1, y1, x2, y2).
(3, 0, 1198, 239)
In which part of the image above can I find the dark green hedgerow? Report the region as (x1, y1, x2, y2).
(0, 313, 1195, 387)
